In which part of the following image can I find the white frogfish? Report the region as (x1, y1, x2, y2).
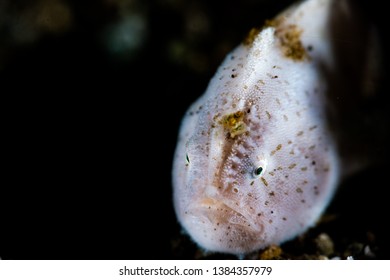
(172, 0, 378, 255)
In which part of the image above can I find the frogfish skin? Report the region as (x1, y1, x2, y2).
(172, 0, 377, 256)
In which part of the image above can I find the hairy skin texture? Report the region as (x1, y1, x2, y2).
(172, 0, 365, 255)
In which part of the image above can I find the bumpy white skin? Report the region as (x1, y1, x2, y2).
(173, 0, 340, 255)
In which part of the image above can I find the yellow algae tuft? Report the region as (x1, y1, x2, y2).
(243, 27, 262, 47)
(220, 111, 247, 138)
(266, 16, 308, 61)
(259, 244, 283, 260)
(275, 24, 308, 61)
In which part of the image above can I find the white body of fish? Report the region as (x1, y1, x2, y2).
(172, 0, 353, 255)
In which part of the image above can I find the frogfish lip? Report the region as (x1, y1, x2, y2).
(182, 197, 264, 254)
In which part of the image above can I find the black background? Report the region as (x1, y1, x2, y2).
(1, 0, 389, 259)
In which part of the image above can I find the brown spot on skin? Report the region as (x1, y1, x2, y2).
(270, 145, 281, 156)
(297, 131, 304, 136)
(287, 140, 292, 144)
(266, 111, 271, 119)
(269, 171, 275, 176)
(301, 167, 308, 171)
(283, 115, 288, 121)
(309, 125, 318, 131)
(250, 181, 254, 186)
(265, 201, 269, 206)
(266, 73, 279, 80)
(296, 187, 303, 193)
(269, 191, 275, 196)
(243, 27, 262, 46)
(289, 163, 296, 169)
(309, 145, 316, 150)
(269, 219, 273, 224)
(282, 217, 287, 221)
(261, 177, 269, 187)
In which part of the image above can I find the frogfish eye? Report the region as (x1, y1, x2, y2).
(253, 166, 263, 177)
